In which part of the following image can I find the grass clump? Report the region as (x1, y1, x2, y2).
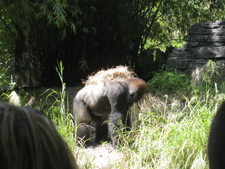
(116, 89, 223, 169)
(147, 68, 191, 95)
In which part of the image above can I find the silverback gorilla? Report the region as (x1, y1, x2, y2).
(73, 66, 146, 147)
(208, 101, 225, 169)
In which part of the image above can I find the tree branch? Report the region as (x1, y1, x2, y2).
(0, 17, 16, 37)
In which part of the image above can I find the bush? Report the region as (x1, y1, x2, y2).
(147, 69, 191, 95)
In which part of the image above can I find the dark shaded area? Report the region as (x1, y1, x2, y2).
(10, 0, 167, 87)
(136, 47, 172, 81)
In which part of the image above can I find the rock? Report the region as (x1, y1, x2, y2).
(168, 20, 225, 83)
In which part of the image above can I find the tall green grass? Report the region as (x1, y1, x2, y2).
(116, 92, 223, 169)
(1, 63, 224, 168)
(147, 68, 191, 95)
(113, 68, 225, 169)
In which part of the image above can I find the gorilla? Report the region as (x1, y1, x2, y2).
(73, 76, 146, 147)
(208, 101, 225, 169)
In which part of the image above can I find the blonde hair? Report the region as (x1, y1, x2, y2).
(84, 65, 136, 85)
(0, 102, 77, 169)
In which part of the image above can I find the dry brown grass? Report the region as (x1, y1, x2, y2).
(84, 65, 136, 85)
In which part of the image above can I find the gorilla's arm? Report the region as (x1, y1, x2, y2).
(106, 82, 130, 147)
(73, 88, 92, 141)
(208, 101, 225, 169)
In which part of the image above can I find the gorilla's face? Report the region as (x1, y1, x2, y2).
(128, 80, 146, 103)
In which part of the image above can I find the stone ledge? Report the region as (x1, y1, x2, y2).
(168, 20, 225, 81)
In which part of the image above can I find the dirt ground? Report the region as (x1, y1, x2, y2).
(76, 144, 124, 169)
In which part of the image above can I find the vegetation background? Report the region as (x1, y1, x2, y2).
(1, 0, 225, 168)
(2, 66, 224, 169)
(1, 0, 225, 87)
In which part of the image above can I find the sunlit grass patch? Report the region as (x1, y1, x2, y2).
(116, 88, 223, 169)
(1, 66, 225, 168)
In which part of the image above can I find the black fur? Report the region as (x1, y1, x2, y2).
(208, 101, 225, 169)
(73, 77, 146, 147)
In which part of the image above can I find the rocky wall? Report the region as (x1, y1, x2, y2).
(168, 20, 225, 82)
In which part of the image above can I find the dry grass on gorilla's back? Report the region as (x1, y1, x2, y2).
(84, 65, 136, 85)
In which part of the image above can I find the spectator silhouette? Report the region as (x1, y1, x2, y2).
(0, 102, 78, 169)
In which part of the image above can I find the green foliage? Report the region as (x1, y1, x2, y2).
(192, 60, 220, 87)
(142, 0, 225, 50)
(190, 60, 225, 96)
(79, 57, 89, 73)
(147, 68, 191, 95)
(0, 60, 11, 89)
(38, 0, 80, 35)
(56, 61, 67, 114)
(0, 2, 16, 89)
(202, 60, 220, 84)
(50, 109, 76, 149)
(1, 0, 225, 86)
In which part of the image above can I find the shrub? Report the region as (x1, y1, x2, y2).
(147, 69, 191, 95)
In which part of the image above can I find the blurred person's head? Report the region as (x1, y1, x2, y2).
(0, 102, 77, 169)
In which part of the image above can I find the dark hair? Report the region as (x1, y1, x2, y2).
(0, 102, 78, 169)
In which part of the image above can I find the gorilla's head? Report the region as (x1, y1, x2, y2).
(128, 78, 147, 103)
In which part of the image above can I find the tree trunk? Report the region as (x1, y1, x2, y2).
(14, 22, 40, 87)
